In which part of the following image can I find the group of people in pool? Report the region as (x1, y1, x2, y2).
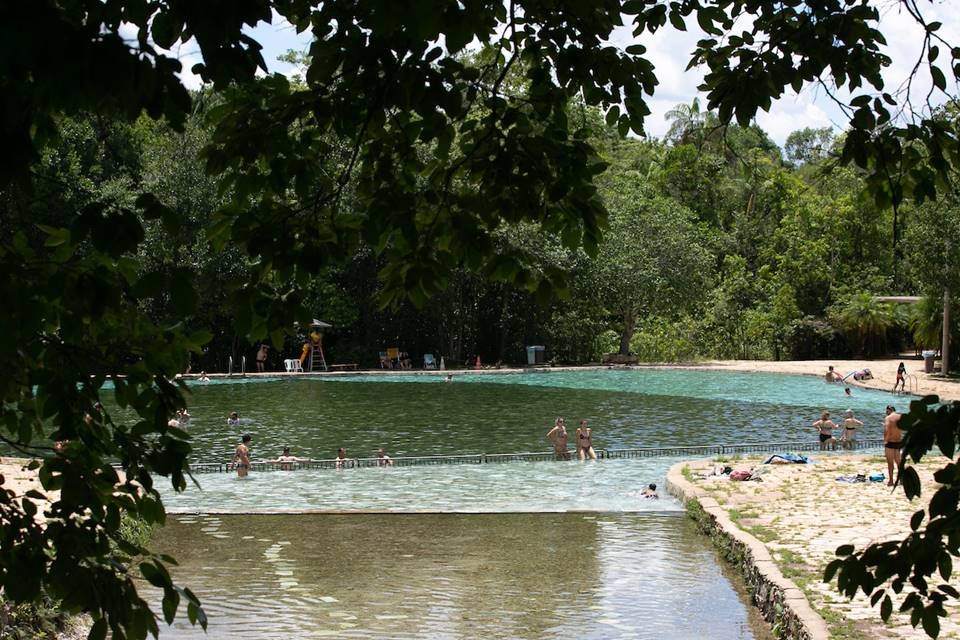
(231, 435, 394, 477)
(812, 405, 903, 486)
(545, 417, 596, 461)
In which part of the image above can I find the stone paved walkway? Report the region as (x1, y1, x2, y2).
(680, 453, 960, 639)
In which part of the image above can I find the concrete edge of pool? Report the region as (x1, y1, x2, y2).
(666, 460, 830, 640)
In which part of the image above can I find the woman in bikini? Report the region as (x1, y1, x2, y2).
(575, 419, 597, 461)
(812, 411, 837, 451)
(839, 410, 863, 450)
(545, 417, 570, 460)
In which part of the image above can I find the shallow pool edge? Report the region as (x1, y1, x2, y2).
(666, 459, 829, 640)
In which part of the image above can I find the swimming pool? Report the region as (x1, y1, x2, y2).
(147, 368, 852, 639)
(148, 368, 893, 464)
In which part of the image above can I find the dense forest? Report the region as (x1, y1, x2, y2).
(9, 91, 955, 372)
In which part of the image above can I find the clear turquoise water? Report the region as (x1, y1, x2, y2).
(145, 369, 834, 639)
(149, 368, 892, 464)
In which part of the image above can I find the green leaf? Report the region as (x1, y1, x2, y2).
(162, 589, 180, 624)
(902, 466, 922, 499)
(88, 617, 108, 640)
(880, 595, 893, 621)
(836, 544, 855, 556)
(911, 509, 925, 531)
(921, 606, 940, 637)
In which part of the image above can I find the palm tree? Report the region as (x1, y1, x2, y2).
(909, 295, 943, 350)
(830, 293, 895, 356)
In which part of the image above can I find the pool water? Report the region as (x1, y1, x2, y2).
(161, 457, 684, 513)
(131, 368, 881, 639)
(150, 513, 773, 640)
(152, 368, 892, 463)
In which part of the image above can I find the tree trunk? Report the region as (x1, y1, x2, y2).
(943, 288, 951, 375)
(619, 308, 636, 355)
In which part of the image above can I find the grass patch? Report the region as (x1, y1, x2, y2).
(816, 604, 869, 640)
(681, 465, 694, 482)
(748, 524, 780, 543)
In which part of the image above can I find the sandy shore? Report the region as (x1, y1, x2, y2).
(673, 454, 960, 639)
(690, 358, 959, 402)
(216, 356, 960, 402)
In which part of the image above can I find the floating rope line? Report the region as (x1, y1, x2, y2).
(186, 438, 886, 473)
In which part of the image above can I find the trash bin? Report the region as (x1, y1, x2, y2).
(526, 345, 545, 365)
(922, 350, 937, 373)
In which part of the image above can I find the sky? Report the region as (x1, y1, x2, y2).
(168, 2, 959, 147)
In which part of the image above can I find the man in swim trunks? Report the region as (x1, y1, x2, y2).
(825, 366, 843, 383)
(812, 411, 837, 451)
(376, 448, 393, 466)
(884, 405, 904, 486)
(839, 410, 863, 450)
(545, 417, 570, 460)
(233, 434, 252, 477)
(575, 419, 597, 461)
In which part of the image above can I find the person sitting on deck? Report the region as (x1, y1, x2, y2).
(824, 366, 844, 383)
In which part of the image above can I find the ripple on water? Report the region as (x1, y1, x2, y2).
(148, 513, 770, 640)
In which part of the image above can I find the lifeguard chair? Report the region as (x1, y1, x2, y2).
(299, 319, 330, 372)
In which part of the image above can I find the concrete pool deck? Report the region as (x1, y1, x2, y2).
(668, 454, 960, 639)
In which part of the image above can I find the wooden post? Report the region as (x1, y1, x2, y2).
(943, 288, 951, 375)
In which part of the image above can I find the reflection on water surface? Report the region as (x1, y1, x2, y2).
(152, 513, 772, 639)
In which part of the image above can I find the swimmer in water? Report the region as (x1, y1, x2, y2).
(271, 446, 309, 470)
(227, 411, 240, 426)
(839, 410, 863, 450)
(335, 447, 349, 470)
(575, 419, 597, 461)
(376, 448, 393, 466)
(545, 417, 570, 460)
(233, 434, 252, 477)
(812, 411, 837, 451)
(640, 483, 659, 499)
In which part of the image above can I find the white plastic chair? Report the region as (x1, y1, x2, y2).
(284, 359, 303, 373)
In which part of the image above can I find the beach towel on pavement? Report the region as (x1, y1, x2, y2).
(763, 453, 812, 465)
(730, 470, 752, 481)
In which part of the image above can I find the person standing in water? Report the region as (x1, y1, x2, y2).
(233, 434, 252, 477)
(376, 448, 393, 466)
(271, 446, 309, 470)
(812, 412, 837, 450)
(545, 417, 570, 460)
(839, 410, 863, 450)
(883, 405, 904, 486)
(575, 419, 597, 461)
(335, 447, 349, 470)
